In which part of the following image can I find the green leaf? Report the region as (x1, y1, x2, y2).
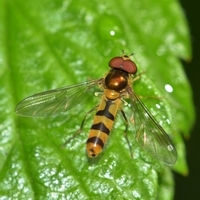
(0, 0, 194, 199)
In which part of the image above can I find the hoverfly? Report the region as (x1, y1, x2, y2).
(15, 53, 177, 166)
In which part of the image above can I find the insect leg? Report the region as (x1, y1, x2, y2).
(132, 70, 146, 82)
(62, 105, 99, 146)
(132, 72, 162, 100)
(120, 109, 133, 158)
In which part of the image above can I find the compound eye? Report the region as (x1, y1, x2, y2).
(109, 57, 124, 68)
(109, 56, 137, 74)
(122, 60, 137, 74)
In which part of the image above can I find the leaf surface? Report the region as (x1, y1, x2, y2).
(0, 0, 194, 199)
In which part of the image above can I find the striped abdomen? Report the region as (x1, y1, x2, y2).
(86, 95, 121, 157)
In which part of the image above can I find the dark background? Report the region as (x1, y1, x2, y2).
(175, 0, 200, 199)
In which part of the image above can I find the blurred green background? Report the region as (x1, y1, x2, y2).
(175, 0, 200, 199)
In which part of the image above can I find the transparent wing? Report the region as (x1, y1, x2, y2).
(127, 87, 177, 166)
(15, 79, 101, 117)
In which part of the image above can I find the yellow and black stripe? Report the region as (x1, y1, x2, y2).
(86, 95, 121, 157)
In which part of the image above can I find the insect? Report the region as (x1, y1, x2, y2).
(15, 53, 178, 166)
